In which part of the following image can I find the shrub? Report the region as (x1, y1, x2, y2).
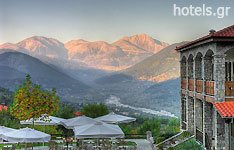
(156, 137, 166, 144)
(180, 131, 190, 138)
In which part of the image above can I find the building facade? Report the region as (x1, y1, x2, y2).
(176, 25, 234, 150)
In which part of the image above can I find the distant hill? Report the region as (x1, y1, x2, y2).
(65, 34, 169, 71)
(17, 36, 68, 59)
(65, 40, 127, 70)
(0, 87, 14, 106)
(145, 78, 180, 99)
(0, 66, 25, 80)
(0, 51, 89, 94)
(143, 78, 181, 116)
(95, 74, 133, 85)
(122, 42, 187, 82)
(112, 34, 168, 54)
(0, 35, 168, 71)
(95, 42, 186, 83)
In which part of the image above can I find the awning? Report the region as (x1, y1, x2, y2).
(213, 102, 234, 118)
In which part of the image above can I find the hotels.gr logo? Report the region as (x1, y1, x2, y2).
(173, 4, 231, 19)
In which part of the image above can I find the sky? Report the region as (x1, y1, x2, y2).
(0, 0, 234, 45)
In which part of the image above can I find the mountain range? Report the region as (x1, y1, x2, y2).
(0, 34, 183, 117)
(0, 51, 88, 95)
(0, 34, 168, 71)
(122, 42, 187, 82)
(95, 42, 186, 83)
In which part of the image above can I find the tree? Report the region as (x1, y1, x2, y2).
(10, 75, 60, 127)
(119, 124, 131, 134)
(56, 105, 76, 119)
(82, 103, 108, 118)
(164, 118, 180, 134)
(137, 118, 161, 135)
(0, 108, 21, 129)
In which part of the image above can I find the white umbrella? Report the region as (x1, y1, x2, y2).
(60, 115, 99, 129)
(20, 114, 66, 126)
(95, 112, 136, 124)
(2, 127, 51, 143)
(73, 121, 124, 139)
(0, 126, 17, 139)
(20, 114, 65, 134)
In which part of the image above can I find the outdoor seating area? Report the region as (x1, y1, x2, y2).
(46, 138, 137, 150)
(0, 113, 137, 150)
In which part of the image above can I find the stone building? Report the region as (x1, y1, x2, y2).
(176, 25, 234, 150)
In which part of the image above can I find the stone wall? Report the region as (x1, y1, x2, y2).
(181, 59, 186, 78)
(214, 54, 226, 102)
(214, 111, 226, 150)
(204, 56, 214, 81)
(203, 101, 213, 149)
(231, 136, 234, 150)
(195, 99, 203, 131)
(181, 96, 187, 130)
(225, 123, 230, 150)
(188, 59, 194, 79)
(179, 41, 234, 149)
(187, 96, 195, 135)
(195, 57, 202, 80)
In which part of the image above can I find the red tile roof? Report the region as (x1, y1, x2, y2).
(176, 25, 234, 51)
(213, 102, 234, 118)
(0, 105, 7, 112)
(74, 111, 83, 116)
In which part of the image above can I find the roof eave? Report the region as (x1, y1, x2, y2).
(176, 38, 214, 52)
(177, 37, 234, 52)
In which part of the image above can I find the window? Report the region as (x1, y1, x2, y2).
(232, 123, 234, 137)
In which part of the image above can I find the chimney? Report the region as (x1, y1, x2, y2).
(209, 29, 216, 35)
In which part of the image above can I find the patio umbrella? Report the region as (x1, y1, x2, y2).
(73, 121, 124, 139)
(2, 127, 51, 143)
(0, 126, 17, 139)
(95, 112, 136, 124)
(20, 114, 66, 126)
(20, 114, 65, 133)
(60, 115, 99, 129)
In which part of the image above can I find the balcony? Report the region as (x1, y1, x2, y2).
(225, 81, 234, 97)
(181, 79, 215, 96)
(196, 80, 203, 93)
(205, 81, 214, 96)
(181, 79, 234, 98)
(188, 79, 194, 91)
(181, 78, 187, 89)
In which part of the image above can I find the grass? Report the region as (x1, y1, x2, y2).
(175, 138, 203, 150)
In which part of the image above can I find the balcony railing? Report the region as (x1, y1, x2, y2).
(225, 81, 234, 97)
(196, 80, 203, 93)
(181, 78, 187, 89)
(205, 81, 214, 96)
(196, 128, 203, 144)
(182, 121, 187, 130)
(188, 79, 194, 91)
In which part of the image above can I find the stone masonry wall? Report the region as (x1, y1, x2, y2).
(214, 111, 226, 150)
(195, 58, 202, 80)
(204, 56, 213, 81)
(203, 101, 213, 149)
(213, 54, 226, 102)
(187, 96, 195, 135)
(195, 99, 203, 131)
